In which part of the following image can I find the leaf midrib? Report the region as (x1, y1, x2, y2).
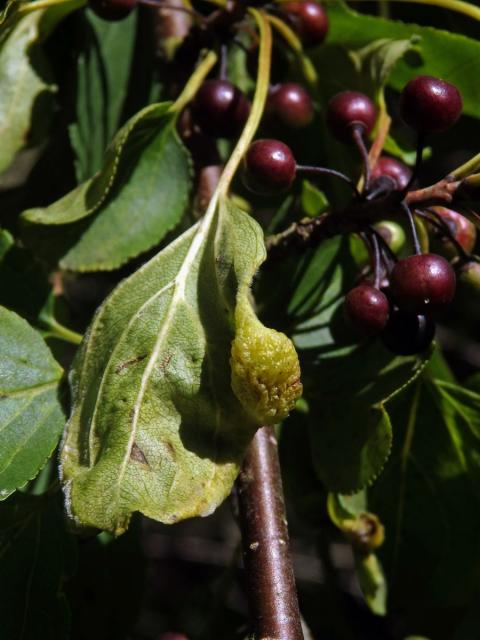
(114, 204, 218, 509)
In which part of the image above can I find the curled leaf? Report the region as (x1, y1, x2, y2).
(60, 196, 301, 535)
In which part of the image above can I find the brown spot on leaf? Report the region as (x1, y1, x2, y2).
(158, 353, 173, 374)
(130, 442, 150, 467)
(164, 441, 176, 460)
(115, 354, 147, 373)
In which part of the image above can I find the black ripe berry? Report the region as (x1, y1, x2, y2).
(326, 91, 376, 143)
(88, 0, 136, 20)
(400, 76, 462, 134)
(243, 139, 296, 195)
(192, 80, 250, 139)
(344, 284, 389, 336)
(371, 156, 412, 191)
(390, 253, 456, 314)
(281, 1, 329, 47)
(382, 309, 435, 356)
(267, 83, 314, 129)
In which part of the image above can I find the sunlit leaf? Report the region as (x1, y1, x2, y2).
(0, 0, 83, 174)
(0, 307, 64, 500)
(60, 197, 301, 535)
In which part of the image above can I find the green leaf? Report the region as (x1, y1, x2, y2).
(300, 180, 329, 217)
(61, 115, 192, 271)
(311, 402, 393, 494)
(23, 102, 192, 271)
(328, 492, 387, 615)
(60, 197, 301, 535)
(324, 3, 480, 119)
(258, 238, 430, 493)
(0, 306, 65, 500)
(307, 342, 431, 494)
(370, 372, 480, 622)
(349, 36, 416, 98)
(0, 0, 83, 174)
(0, 493, 75, 640)
(0, 228, 13, 261)
(355, 553, 387, 616)
(70, 10, 138, 181)
(23, 102, 173, 226)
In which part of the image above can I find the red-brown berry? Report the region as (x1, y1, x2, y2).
(344, 284, 390, 336)
(326, 91, 376, 143)
(371, 156, 412, 191)
(400, 76, 462, 134)
(192, 80, 250, 139)
(267, 83, 314, 129)
(243, 139, 296, 195)
(281, 1, 329, 47)
(429, 206, 477, 256)
(390, 253, 456, 314)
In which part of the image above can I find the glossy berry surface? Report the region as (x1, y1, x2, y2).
(267, 83, 314, 129)
(390, 253, 456, 314)
(430, 206, 477, 256)
(326, 91, 376, 142)
(371, 156, 412, 191)
(400, 75, 462, 134)
(344, 284, 390, 336)
(281, 1, 329, 47)
(88, 0, 136, 20)
(243, 139, 296, 195)
(382, 309, 435, 355)
(192, 80, 250, 139)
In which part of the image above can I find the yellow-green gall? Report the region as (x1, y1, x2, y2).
(230, 297, 302, 424)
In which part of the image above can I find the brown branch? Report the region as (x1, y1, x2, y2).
(236, 426, 304, 640)
(267, 174, 468, 259)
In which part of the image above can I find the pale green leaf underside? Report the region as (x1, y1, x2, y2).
(60, 118, 192, 271)
(0, 0, 82, 175)
(0, 306, 64, 500)
(60, 198, 270, 535)
(22, 102, 173, 226)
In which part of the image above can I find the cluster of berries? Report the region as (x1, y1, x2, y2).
(244, 75, 477, 355)
(86, 0, 478, 356)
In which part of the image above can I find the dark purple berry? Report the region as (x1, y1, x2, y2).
(156, 634, 189, 640)
(243, 139, 296, 195)
(326, 91, 377, 143)
(192, 80, 250, 139)
(371, 156, 412, 191)
(88, 0, 136, 20)
(267, 83, 314, 129)
(382, 309, 435, 356)
(390, 253, 456, 314)
(400, 76, 462, 134)
(281, 1, 329, 47)
(430, 206, 477, 256)
(344, 284, 390, 336)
